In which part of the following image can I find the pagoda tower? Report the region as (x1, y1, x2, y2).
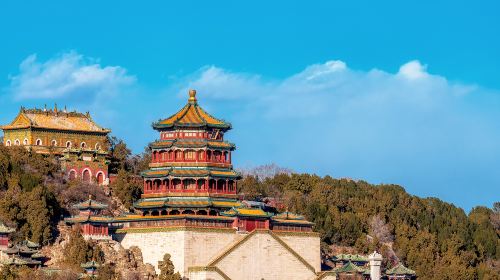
(135, 89, 242, 216)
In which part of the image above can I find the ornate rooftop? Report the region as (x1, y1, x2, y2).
(153, 90, 231, 131)
(1, 106, 110, 133)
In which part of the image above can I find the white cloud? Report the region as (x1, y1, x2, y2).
(8, 51, 136, 100)
(397, 60, 428, 80)
(175, 60, 500, 210)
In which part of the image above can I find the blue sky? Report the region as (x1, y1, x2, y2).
(0, 1, 499, 211)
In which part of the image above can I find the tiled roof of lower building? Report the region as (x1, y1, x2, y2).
(386, 263, 416, 275)
(335, 261, 365, 273)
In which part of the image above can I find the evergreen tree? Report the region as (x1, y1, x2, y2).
(111, 169, 142, 209)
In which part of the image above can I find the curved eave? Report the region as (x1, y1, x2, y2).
(152, 122, 232, 131)
(271, 219, 314, 225)
(150, 141, 236, 151)
(64, 216, 112, 224)
(141, 169, 241, 179)
(133, 200, 241, 209)
(113, 214, 234, 223)
(1, 125, 110, 134)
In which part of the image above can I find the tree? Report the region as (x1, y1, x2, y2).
(63, 226, 104, 270)
(111, 169, 142, 209)
(158, 253, 181, 280)
(108, 136, 132, 173)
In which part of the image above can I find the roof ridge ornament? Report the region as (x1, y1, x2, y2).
(188, 89, 197, 104)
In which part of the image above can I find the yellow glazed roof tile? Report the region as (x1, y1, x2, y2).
(1, 108, 110, 133)
(153, 90, 231, 129)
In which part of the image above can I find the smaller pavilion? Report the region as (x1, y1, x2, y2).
(334, 261, 370, 280)
(0, 240, 44, 268)
(0, 221, 15, 249)
(80, 260, 100, 278)
(65, 196, 112, 240)
(331, 254, 369, 268)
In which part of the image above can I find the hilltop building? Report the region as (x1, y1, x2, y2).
(1, 106, 110, 185)
(62, 90, 417, 280)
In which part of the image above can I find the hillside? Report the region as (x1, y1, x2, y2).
(0, 144, 498, 279)
(238, 172, 500, 279)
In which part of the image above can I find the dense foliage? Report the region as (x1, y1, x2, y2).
(0, 146, 61, 245)
(0, 141, 498, 279)
(62, 226, 104, 270)
(239, 173, 500, 279)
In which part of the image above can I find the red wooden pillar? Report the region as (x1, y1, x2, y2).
(228, 152, 231, 163)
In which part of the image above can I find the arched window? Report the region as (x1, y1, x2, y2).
(35, 139, 42, 146)
(5, 140, 11, 146)
(14, 139, 20, 146)
(51, 140, 57, 146)
(80, 142, 86, 149)
(96, 172, 104, 185)
(66, 141, 72, 148)
(23, 138, 28, 145)
(82, 169, 91, 182)
(69, 170, 77, 180)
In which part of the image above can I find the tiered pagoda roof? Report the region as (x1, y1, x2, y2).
(134, 197, 242, 209)
(150, 139, 235, 150)
(153, 90, 231, 131)
(1, 106, 110, 133)
(142, 168, 239, 178)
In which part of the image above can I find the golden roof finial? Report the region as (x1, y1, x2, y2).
(188, 89, 197, 103)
